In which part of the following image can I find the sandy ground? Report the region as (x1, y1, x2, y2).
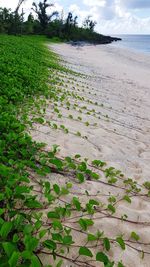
(48, 43, 150, 181)
(30, 43, 150, 267)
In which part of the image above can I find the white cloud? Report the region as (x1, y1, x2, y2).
(68, 4, 90, 23)
(119, 0, 150, 9)
(100, 16, 150, 34)
(0, 0, 19, 11)
(78, 0, 150, 34)
(83, 0, 106, 7)
(0, 0, 63, 20)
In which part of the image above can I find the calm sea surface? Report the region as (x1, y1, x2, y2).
(110, 34, 150, 54)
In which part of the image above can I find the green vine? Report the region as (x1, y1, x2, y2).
(0, 35, 149, 267)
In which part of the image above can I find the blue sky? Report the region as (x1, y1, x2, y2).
(1, 0, 150, 34)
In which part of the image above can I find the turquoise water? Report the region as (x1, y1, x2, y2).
(111, 34, 150, 54)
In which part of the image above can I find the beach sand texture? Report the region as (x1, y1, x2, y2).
(31, 43, 150, 266)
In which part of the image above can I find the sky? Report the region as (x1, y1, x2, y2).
(1, 0, 150, 34)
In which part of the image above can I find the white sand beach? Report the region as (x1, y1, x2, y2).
(49, 43, 150, 181)
(31, 43, 150, 266)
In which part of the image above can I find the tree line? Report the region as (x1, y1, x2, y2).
(0, 0, 120, 44)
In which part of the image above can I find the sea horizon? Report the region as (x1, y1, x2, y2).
(110, 34, 150, 54)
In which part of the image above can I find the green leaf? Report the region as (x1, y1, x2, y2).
(75, 154, 81, 159)
(130, 231, 140, 241)
(24, 236, 39, 251)
(118, 262, 125, 267)
(107, 204, 116, 214)
(65, 157, 72, 163)
(89, 199, 99, 206)
(0, 193, 5, 201)
(15, 185, 30, 195)
(66, 183, 72, 189)
(90, 172, 99, 180)
(143, 182, 150, 190)
(31, 255, 41, 267)
(60, 187, 69, 195)
(62, 235, 74, 245)
(25, 200, 42, 209)
(86, 203, 94, 215)
(78, 162, 87, 171)
(44, 240, 57, 250)
(52, 233, 62, 242)
(96, 252, 109, 264)
(47, 212, 60, 219)
(87, 233, 97, 241)
(2, 242, 16, 257)
(39, 229, 47, 239)
(8, 251, 20, 267)
(141, 250, 145, 259)
(49, 158, 63, 169)
(53, 184, 60, 195)
(76, 172, 85, 183)
(92, 160, 106, 167)
(103, 238, 110, 251)
(52, 220, 63, 230)
(56, 259, 63, 267)
(79, 247, 93, 257)
(106, 262, 114, 267)
(35, 221, 42, 230)
(64, 228, 71, 235)
(116, 237, 125, 250)
(0, 209, 4, 216)
(108, 177, 117, 184)
(44, 182, 51, 193)
(22, 250, 32, 260)
(123, 195, 131, 203)
(78, 218, 94, 231)
(24, 224, 33, 234)
(72, 197, 81, 211)
(108, 196, 116, 203)
(0, 221, 13, 239)
(13, 234, 19, 243)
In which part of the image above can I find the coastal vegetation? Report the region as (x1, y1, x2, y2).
(0, 0, 121, 44)
(0, 34, 150, 267)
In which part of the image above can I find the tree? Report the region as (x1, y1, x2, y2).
(0, 7, 23, 35)
(15, 0, 26, 14)
(64, 12, 78, 38)
(73, 16, 78, 27)
(24, 12, 35, 34)
(0, 8, 11, 33)
(10, 0, 26, 35)
(89, 20, 97, 31)
(32, 0, 58, 31)
(66, 12, 73, 27)
(83, 15, 97, 31)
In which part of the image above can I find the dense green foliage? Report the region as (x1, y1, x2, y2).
(0, 35, 54, 266)
(1, 36, 48, 102)
(0, 0, 121, 44)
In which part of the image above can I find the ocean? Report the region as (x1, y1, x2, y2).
(110, 34, 150, 54)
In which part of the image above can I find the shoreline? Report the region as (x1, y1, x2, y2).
(110, 34, 150, 55)
(109, 41, 150, 56)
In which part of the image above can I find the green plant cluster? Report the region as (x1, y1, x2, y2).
(0, 35, 53, 266)
(0, 35, 149, 267)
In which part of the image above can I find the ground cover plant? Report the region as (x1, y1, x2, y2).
(1, 35, 150, 267)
